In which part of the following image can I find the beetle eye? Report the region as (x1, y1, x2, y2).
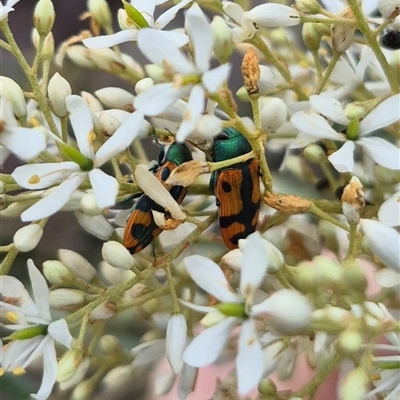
(214, 132, 229, 141)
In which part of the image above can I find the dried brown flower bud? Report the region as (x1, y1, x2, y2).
(264, 192, 312, 213)
(241, 47, 260, 96)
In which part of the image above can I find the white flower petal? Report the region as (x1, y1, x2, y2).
(66, 95, 95, 159)
(375, 268, 400, 288)
(183, 317, 239, 366)
(358, 137, 400, 170)
(236, 320, 263, 395)
(184, 255, 240, 303)
(245, 4, 300, 28)
(179, 299, 217, 314)
(166, 314, 187, 374)
(240, 232, 268, 301)
(12, 162, 80, 189)
(223, 1, 244, 24)
(134, 165, 185, 220)
(291, 111, 344, 140)
(202, 63, 231, 93)
(176, 85, 204, 142)
(361, 219, 400, 273)
(134, 83, 191, 116)
(0, 127, 46, 161)
(359, 94, 400, 136)
(48, 319, 73, 348)
(88, 168, 118, 209)
(2, 337, 42, 369)
(83, 30, 138, 48)
(328, 140, 355, 173)
(27, 259, 51, 321)
(0, 276, 38, 316)
(94, 111, 144, 167)
(378, 191, 400, 227)
(252, 289, 312, 333)
(309, 95, 349, 125)
(154, 30, 189, 48)
(289, 132, 318, 149)
(156, 0, 193, 30)
(30, 337, 57, 400)
(185, 3, 212, 73)
(21, 173, 85, 222)
(137, 28, 195, 75)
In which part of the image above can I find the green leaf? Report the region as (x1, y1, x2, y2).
(121, 0, 150, 28)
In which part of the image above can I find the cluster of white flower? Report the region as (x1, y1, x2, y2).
(0, 0, 399, 399)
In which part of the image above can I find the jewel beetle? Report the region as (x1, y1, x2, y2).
(124, 142, 192, 254)
(211, 128, 261, 249)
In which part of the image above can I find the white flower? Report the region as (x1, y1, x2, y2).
(378, 190, 400, 227)
(181, 232, 312, 395)
(83, 0, 192, 49)
(245, 3, 301, 28)
(0, 0, 20, 21)
(222, 1, 257, 43)
(12, 95, 144, 221)
(0, 259, 73, 400)
(166, 314, 187, 374)
(0, 97, 46, 161)
(134, 3, 231, 142)
(361, 219, 400, 289)
(290, 94, 400, 172)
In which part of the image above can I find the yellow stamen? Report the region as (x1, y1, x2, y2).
(28, 174, 41, 184)
(88, 129, 96, 143)
(12, 366, 26, 376)
(6, 311, 18, 323)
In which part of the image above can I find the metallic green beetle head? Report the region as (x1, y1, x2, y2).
(163, 142, 192, 165)
(213, 128, 252, 162)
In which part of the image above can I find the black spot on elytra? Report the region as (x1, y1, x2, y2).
(222, 181, 232, 193)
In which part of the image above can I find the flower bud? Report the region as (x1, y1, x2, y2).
(98, 334, 122, 354)
(120, 53, 145, 79)
(258, 66, 278, 94)
(303, 144, 327, 163)
(48, 73, 72, 118)
(295, 0, 322, 14)
(0, 76, 27, 119)
(75, 210, 115, 240)
(95, 87, 134, 111)
(378, 0, 400, 20)
(87, 0, 112, 30)
(80, 192, 104, 215)
(330, 8, 355, 53)
(49, 288, 87, 311)
(43, 260, 74, 285)
(33, 0, 55, 37)
(342, 262, 367, 294)
(58, 249, 97, 282)
(236, 86, 250, 103)
(245, 4, 300, 28)
(102, 241, 134, 270)
(259, 97, 287, 131)
(57, 349, 84, 383)
(90, 301, 117, 321)
(67, 45, 96, 69)
(339, 330, 362, 355)
(302, 23, 322, 52)
(13, 224, 43, 252)
(311, 306, 351, 333)
(338, 368, 369, 400)
(211, 16, 233, 64)
(241, 47, 260, 96)
(88, 48, 125, 73)
(0, 198, 37, 217)
(71, 378, 97, 400)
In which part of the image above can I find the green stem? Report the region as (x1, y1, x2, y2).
(309, 202, 349, 231)
(315, 50, 341, 94)
(0, 246, 19, 275)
